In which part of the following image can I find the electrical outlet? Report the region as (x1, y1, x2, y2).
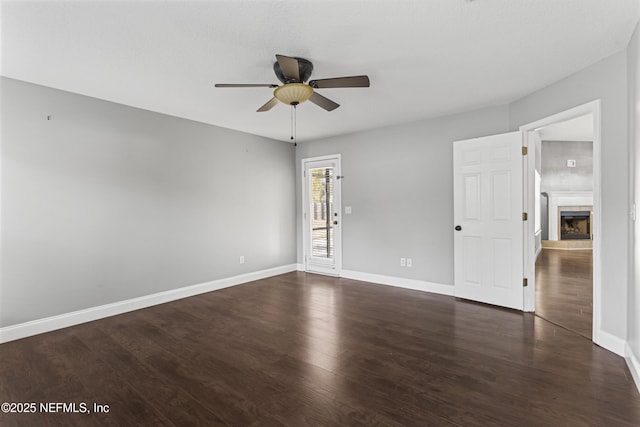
(400, 258, 406, 267)
(407, 258, 413, 268)
(345, 206, 352, 215)
(567, 159, 576, 167)
(239, 256, 245, 264)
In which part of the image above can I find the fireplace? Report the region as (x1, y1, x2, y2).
(547, 193, 593, 241)
(560, 210, 591, 240)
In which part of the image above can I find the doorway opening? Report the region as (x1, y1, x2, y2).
(521, 101, 601, 344)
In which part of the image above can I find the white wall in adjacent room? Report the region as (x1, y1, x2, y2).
(540, 140, 593, 193)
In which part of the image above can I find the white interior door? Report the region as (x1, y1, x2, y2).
(302, 155, 341, 276)
(453, 132, 524, 310)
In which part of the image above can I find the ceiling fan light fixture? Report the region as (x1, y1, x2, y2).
(274, 83, 313, 105)
(215, 54, 368, 112)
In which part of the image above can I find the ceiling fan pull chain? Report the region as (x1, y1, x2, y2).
(293, 105, 297, 146)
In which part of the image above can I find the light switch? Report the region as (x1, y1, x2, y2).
(345, 206, 352, 214)
(567, 159, 576, 167)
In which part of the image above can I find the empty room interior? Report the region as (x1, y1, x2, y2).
(2, 1, 640, 425)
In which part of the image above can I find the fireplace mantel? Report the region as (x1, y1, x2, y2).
(547, 191, 593, 241)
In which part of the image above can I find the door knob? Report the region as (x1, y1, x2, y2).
(455, 225, 462, 231)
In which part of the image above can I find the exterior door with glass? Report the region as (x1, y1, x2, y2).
(302, 155, 341, 276)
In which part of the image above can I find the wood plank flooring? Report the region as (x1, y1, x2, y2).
(1, 271, 638, 426)
(535, 249, 593, 338)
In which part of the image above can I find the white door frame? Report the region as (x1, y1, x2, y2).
(519, 100, 602, 344)
(301, 154, 342, 276)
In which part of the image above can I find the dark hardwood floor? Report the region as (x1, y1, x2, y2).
(1, 271, 638, 426)
(535, 248, 593, 338)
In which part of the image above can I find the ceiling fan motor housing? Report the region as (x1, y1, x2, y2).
(274, 57, 313, 83)
(215, 54, 368, 112)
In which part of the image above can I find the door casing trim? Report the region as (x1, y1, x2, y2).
(519, 100, 602, 345)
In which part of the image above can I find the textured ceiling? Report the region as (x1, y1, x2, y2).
(1, 0, 639, 142)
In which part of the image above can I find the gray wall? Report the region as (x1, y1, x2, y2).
(0, 77, 296, 327)
(509, 50, 629, 340)
(296, 50, 630, 343)
(295, 106, 510, 286)
(628, 20, 640, 367)
(540, 140, 593, 193)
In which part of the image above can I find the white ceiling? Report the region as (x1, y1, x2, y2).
(1, 0, 638, 142)
(538, 114, 593, 142)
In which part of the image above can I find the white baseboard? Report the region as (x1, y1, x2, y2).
(296, 263, 305, 271)
(626, 343, 640, 395)
(341, 269, 454, 297)
(0, 264, 297, 344)
(595, 328, 626, 357)
(535, 244, 542, 260)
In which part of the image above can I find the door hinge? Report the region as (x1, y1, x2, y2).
(522, 212, 528, 221)
(522, 146, 528, 155)
(523, 278, 528, 287)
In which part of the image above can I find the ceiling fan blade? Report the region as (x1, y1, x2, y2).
(308, 92, 340, 111)
(275, 54, 300, 81)
(257, 97, 280, 112)
(309, 75, 370, 89)
(215, 83, 278, 88)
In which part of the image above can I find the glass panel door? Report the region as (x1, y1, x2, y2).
(310, 167, 334, 259)
(303, 156, 341, 276)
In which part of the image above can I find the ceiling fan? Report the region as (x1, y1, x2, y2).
(215, 54, 370, 112)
